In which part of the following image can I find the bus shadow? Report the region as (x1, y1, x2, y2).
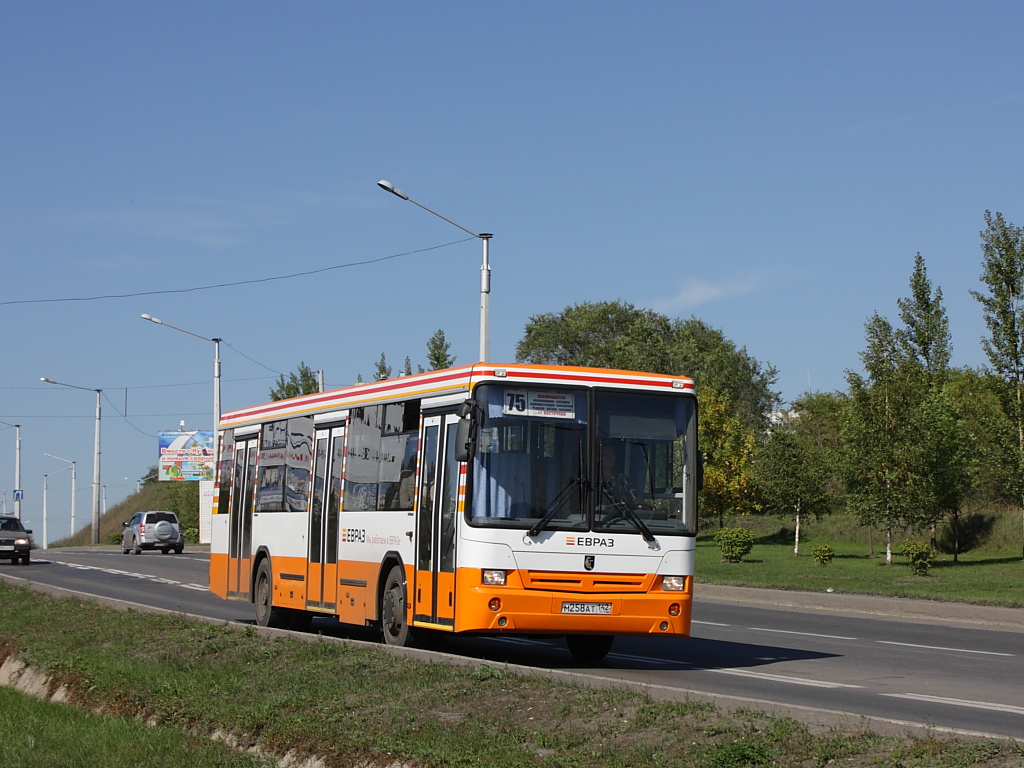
(298, 617, 839, 672)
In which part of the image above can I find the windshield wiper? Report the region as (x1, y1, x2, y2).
(601, 483, 656, 543)
(527, 476, 584, 538)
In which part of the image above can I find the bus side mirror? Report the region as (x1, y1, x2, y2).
(455, 399, 480, 463)
(455, 417, 476, 463)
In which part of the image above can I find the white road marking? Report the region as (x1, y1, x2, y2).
(877, 640, 1013, 657)
(708, 668, 862, 689)
(692, 620, 731, 627)
(750, 627, 857, 640)
(50, 559, 209, 592)
(882, 693, 1024, 716)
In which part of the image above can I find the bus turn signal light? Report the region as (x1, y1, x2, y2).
(489, 597, 502, 612)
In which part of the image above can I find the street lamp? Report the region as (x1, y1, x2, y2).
(42, 465, 71, 550)
(102, 476, 129, 515)
(0, 421, 22, 519)
(377, 179, 493, 362)
(44, 453, 76, 537)
(41, 378, 102, 544)
(141, 314, 222, 470)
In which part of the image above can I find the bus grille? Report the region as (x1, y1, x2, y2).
(521, 571, 654, 593)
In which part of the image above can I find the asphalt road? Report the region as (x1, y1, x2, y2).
(3, 547, 1022, 740)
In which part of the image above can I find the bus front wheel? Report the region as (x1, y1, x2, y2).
(254, 560, 290, 629)
(380, 565, 413, 647)
(566, 634, 614, 663)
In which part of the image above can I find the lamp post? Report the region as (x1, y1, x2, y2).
(44, 453, 76, 537)
(41, 378, 101, 544)
(102, 476, 129, 515)
(377, 180, 493, 363)
(141, 314, 221, 469)
(0, 421, 21, 519)
(41, 464, 71, 550)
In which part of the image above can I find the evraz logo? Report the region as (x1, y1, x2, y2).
(566, 536, 614, 548)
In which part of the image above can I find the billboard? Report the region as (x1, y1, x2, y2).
(158, 431, 215, 481)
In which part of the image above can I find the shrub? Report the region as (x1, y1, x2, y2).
(714, 527, 755, 563)
(812, 544, 834, 566)
(901, 540, 933, 576)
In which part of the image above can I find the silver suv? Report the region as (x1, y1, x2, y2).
(120, 511, 184, 555)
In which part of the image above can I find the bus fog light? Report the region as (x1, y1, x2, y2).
(660, 622, 669, 631)
(482, 569, 507, 586)
(668, 603, 681, 616)
(498, 616, 508, 627)
(662, 575, 685, 591)
(488, 597, 502, 612)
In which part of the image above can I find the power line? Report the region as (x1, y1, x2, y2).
(0, 239, 473, 307)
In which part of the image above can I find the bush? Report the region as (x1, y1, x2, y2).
(901, 540, 933, 576)
(812, 544, 834, 566)
(714, 527, 755, 563)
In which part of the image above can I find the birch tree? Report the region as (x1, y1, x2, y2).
(970, 211, 1024, 558)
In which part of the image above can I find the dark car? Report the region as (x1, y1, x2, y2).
(0, 515, 34, 565)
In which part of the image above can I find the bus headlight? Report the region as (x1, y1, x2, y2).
(662, 575, 686, 591)
(482, 569, 507, 586)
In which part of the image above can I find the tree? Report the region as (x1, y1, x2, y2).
(788, 391, 848, 501)
(844, 314, 924, 564)
(751, 417, 831, 556)
(425, 329, 456, 370)
(897, 253, 951, 384)
(517, 300, 779, 431)
(516, 301, 674, 372)
(374, 353, 392, 382)
(269, 362, 319, 401)
(669, 317, 780, 432)
(970, 211, 1024, 558)
(918, 386, 976, 562)
(699, 386, 758, 527)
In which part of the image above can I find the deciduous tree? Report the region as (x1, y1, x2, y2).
(970, 211, 1024, 557)
(269, 362, 319, 401)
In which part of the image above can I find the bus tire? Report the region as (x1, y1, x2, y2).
(566, 634, 614, 663)
(380, 564, 413, 647)
(254, 560, 290, 629)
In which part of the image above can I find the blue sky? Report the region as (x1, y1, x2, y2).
(2, 2, 1023, 541)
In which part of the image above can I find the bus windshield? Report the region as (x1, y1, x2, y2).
(467, 384, 697, 536)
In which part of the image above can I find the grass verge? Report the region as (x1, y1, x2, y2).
(2, 581, 1023, 768)
(696, 512, 1024, 607)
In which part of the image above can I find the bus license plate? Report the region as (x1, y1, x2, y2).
(561, 602, 612, 615)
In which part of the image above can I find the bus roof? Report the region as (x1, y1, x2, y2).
(219, 363, 695, 430)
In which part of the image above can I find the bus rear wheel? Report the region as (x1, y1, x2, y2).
(380, 565, 413, 647)
(566, 634, 614, 663)
(254, 560, 290, 629)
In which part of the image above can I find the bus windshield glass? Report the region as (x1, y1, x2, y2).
(467, 384, 697, 536)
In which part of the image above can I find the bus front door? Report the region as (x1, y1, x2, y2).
(414, 414, 460, 630)
(228, 437, 257, 597)
(306, 427, 342, 613)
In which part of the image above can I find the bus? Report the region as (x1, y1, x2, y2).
(208, 363, 698, 662)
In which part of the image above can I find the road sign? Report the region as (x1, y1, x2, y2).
(13, 489, 23, 501)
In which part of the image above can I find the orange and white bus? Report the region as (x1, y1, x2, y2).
(209, 363, 698, 661)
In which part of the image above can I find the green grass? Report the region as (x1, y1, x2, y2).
(696, 510, 1024, 608)
(2, 581, 1024, 767)
(0, 686, 271, 768)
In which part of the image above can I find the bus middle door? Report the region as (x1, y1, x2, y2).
(414, 414, 460, 630)
(228, 437, 258, 598)
(306, 426, 343, 614)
